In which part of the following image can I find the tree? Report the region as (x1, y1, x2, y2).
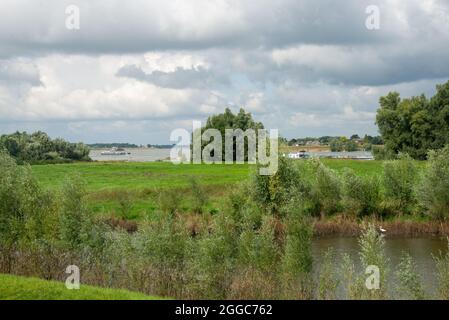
(0, 131, 91, 163)
(376, 81, 449, 159)
(201, 108, 264, 161)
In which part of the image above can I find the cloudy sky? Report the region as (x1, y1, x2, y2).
(1, 0, 449, 144)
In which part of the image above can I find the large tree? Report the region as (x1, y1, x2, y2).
(201, 108, 264, 161)
(376, 81, 449, 159)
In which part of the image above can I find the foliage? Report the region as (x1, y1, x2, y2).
(416, 146, 449, 220)
(330, 137, 359, 152)
(0, 131, 90, 164)
(376, 81, 449, 159)
(433, 238, 449, 300)
(252, 157, 308, 216)
(317, 248, 339, 300)
(358, 223, 389, 299)
(395, 252, 425, 300)
(189, 177, 209, 214)
(201, 107, 264, 161)
(311, 160, 342, 216)
(281, 210, 314, 299)
(382, 154, 417, 214)
(341, 168, 381, 217)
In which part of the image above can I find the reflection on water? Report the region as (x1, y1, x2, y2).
(89, 148, 171, 162)
(312, 237, 448, 298)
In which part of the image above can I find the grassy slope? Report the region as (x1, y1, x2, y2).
(0, 274, 163, 300)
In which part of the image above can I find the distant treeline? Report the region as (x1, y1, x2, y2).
(88, 143, 140, 149)
(88, 143, 174, 149)
(284, 135, 383, 151)
(0, 131, 90, 164)
(147, 144, 175, 149)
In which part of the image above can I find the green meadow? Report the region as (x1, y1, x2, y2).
(30, 159, 400, 220)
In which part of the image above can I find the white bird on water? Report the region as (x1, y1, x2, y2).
(379, 226, 387, 234)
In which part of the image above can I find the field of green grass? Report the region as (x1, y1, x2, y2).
(30, 159, 421, 220)
(0, 274, 163, 300)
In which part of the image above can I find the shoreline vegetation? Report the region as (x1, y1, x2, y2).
(2, 147, 449, 299)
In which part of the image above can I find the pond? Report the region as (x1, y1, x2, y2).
(312, 237, 448, 298)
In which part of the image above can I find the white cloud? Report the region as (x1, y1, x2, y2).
(1, 0, 449, 143)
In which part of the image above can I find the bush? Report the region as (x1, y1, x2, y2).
(382, 154, 417, 215)
(372, 145, 397, 160)
(395, 252, 425, 300)
(252, 157, 306, 216)
(187, 212, 237, 299)
(189, 178, 209, 214)
(157, 188, 182, 216)
(417, 146, 449, 220)
(433, 238, 449, 299)
(311, 160, 342, 217)
(281, 210, 314, 299)
(317, 248, 339, 300)
(358, 223, 389, 299)
(342, 169, 381, 217)
(59, 176, 90, 249)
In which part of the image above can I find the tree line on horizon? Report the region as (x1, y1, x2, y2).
(0, 131, 90, 164)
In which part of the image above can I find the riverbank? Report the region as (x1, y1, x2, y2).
(314, 217, 449, 238)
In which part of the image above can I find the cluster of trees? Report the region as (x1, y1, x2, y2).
(286, 135, 383, 151)
(329, 137, 359, 152)
(376, 80, 449, 159)
(0, 131, 90, 164)
(201, 108, 264, 161)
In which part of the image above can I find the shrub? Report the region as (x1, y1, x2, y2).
(186, 212, 237, 299)
(281, 210, 314, 299)
(157, 188, 182, 216)
(372, 145, 397, 160)
(342, 169, 381, 217)
(395, 252, 425, 300)
(417, 146, 449, 220)
(433, 238, 449, 299)
(341, 253, 364, 300)
(252, 157, 307, 217)
(382, 154, 417, 214)
(59, 176, 90, 249)
(358, 223, 389, 299)
(237, 216, 279, 274)
(317, 248, 339, 300)
(189, 178, 209, 214)
(116, 191, 134, 220)
(311, 160, 342, 217)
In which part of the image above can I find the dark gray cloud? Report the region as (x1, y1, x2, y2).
(116, 65, 229, 89)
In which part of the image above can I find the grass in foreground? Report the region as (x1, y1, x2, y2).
(0, 274, 163, 300)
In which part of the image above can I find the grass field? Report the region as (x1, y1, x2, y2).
(0, 274, 163, 300)
(30, 159, 422, 220)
